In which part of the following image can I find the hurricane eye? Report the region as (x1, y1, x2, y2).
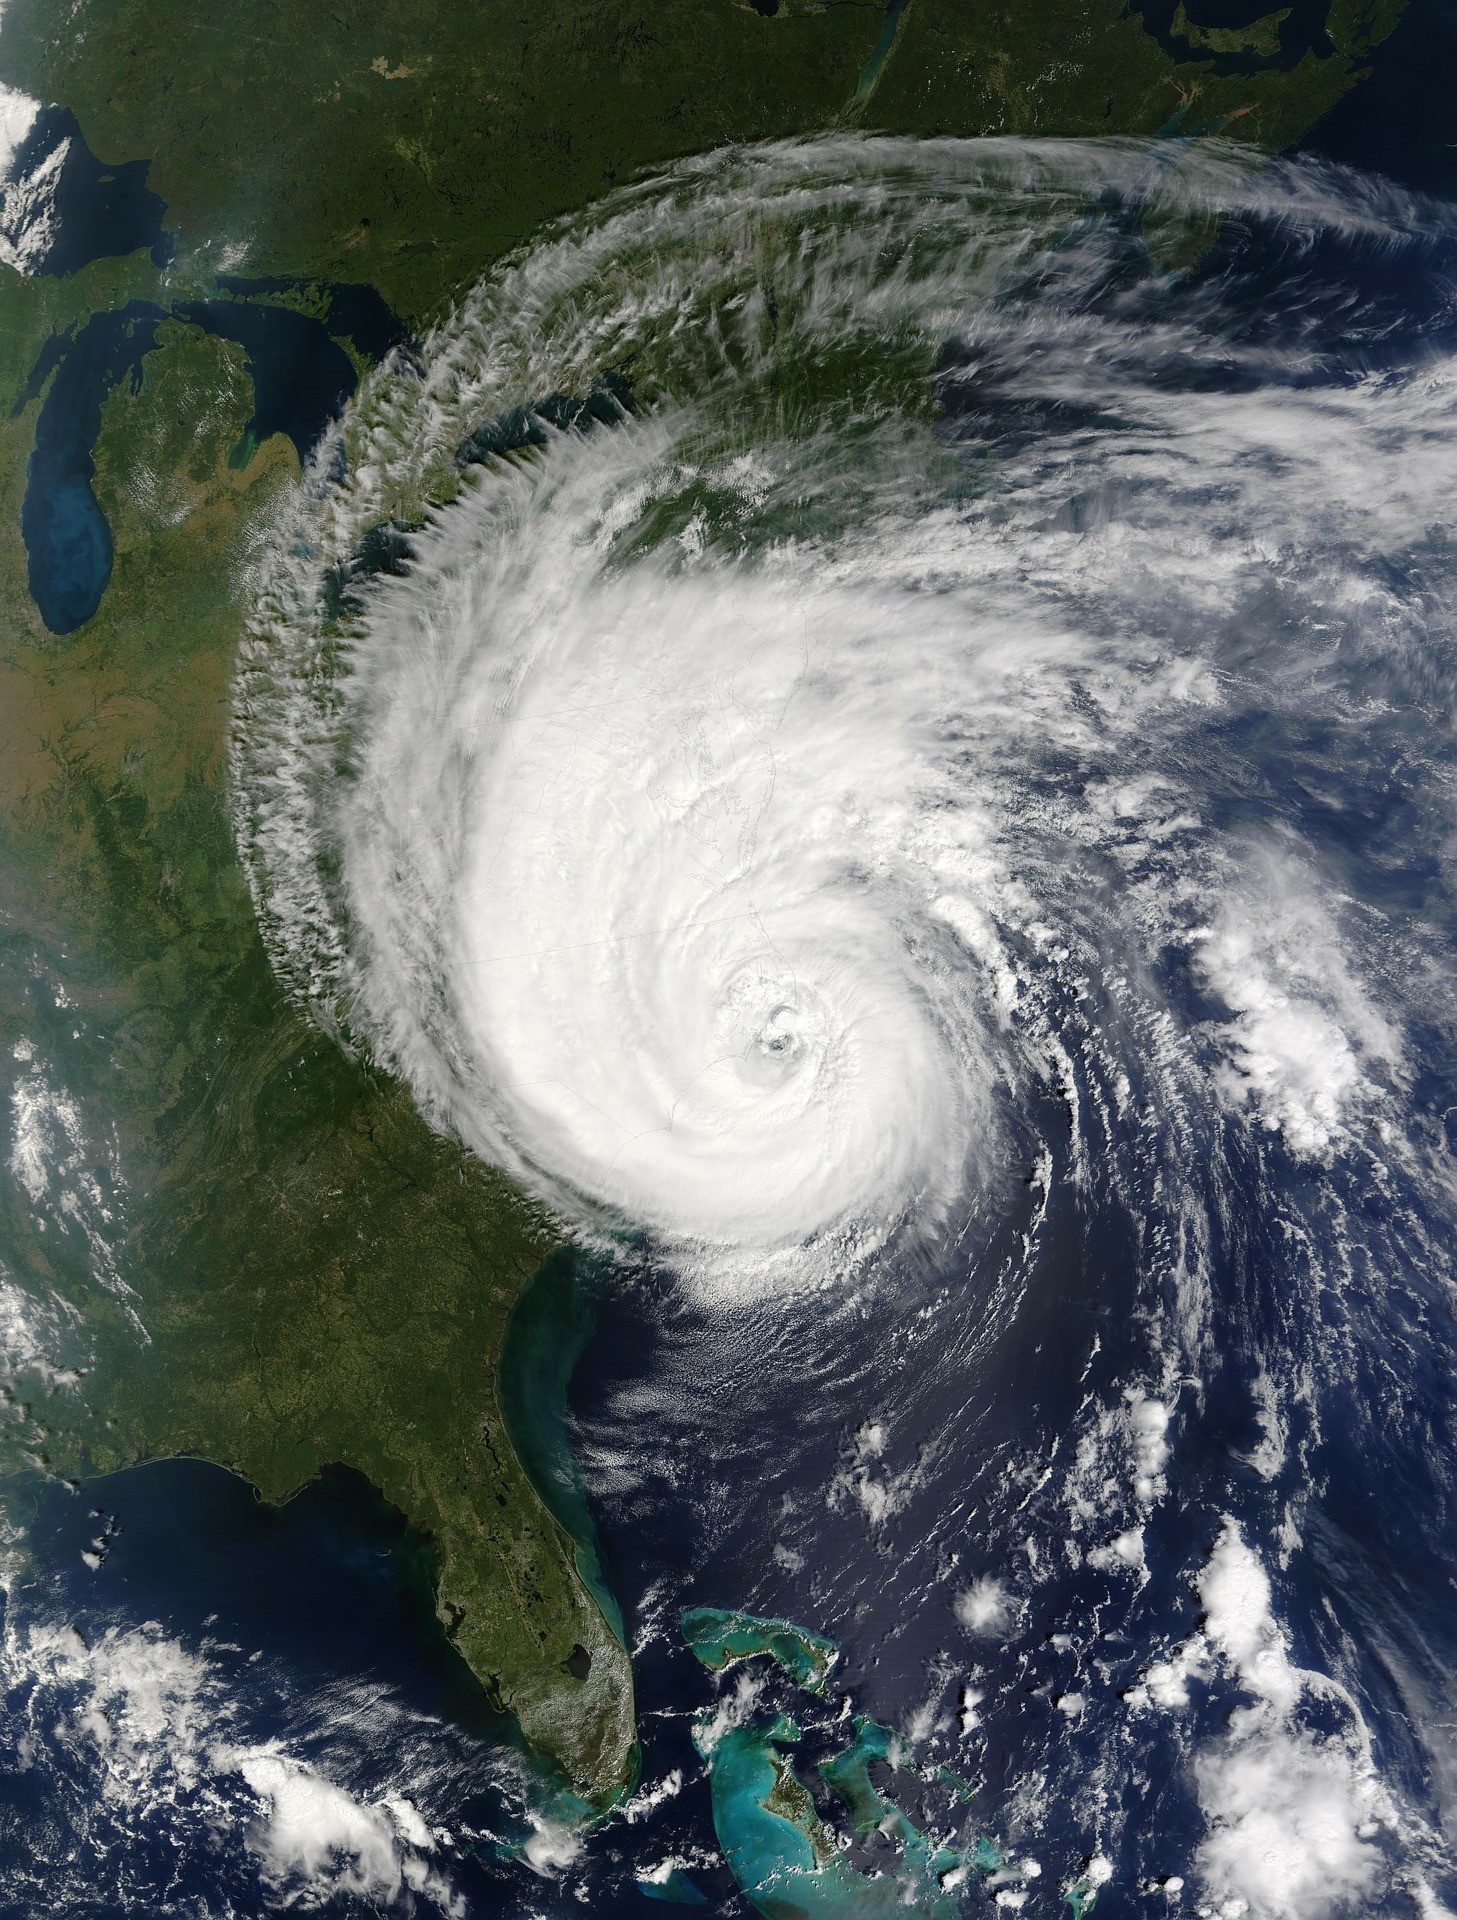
(758, 1004, 798, 1054)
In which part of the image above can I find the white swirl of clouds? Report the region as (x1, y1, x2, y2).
(333, 438, 1017, 1271)
(236, 135, 1454, 1285)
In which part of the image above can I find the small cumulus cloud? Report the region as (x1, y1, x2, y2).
(955, 1576, 1013, 1638)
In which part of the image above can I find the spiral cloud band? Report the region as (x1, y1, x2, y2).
(235, 136, 1450, 1282)
(307, 440, 1008, 1268)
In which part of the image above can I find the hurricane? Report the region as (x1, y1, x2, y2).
(233, 136, 1457, 1912)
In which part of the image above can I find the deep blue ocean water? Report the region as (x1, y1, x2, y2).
(0, 1460, 557, 1915)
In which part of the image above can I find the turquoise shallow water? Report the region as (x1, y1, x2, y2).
(684, 1612, 1004, 1919)
(497, 1247, 626, 1645)
(694, 1712, 992, 1920)
(682, 1607, 838, 1695)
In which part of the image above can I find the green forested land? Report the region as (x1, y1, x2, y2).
(0, 0, 1405, 324)
(871, 0, 1401, 147)
(0, 305, 632, 1798)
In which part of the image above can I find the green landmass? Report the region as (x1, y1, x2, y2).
(0, 0, 1408, 324)
(682, 1604, 840, 1695)
(691, 1702, 1000, 1919)
(0, 296, 632, 1800)
(871, 0, 1401, 148)
(0, 0, 1411, 1825)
